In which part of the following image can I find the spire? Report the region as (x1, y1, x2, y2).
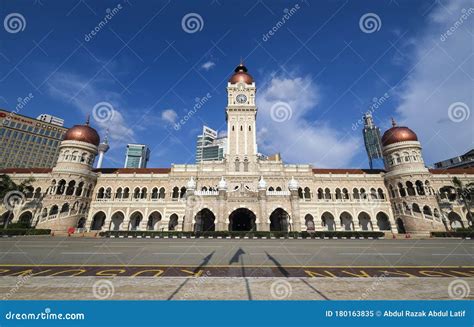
(85, 114, 90, 126)
(240, 56, 244, 66)
(103, 128, 109, 144)
(391, 117, 397, 127)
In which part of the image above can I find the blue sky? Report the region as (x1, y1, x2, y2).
(1, 0, 472, 168)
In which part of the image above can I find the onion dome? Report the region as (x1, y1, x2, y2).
(381, 118, 418, 146)
(186, 176, 196, 190)
(229, 63, 254, 84)
(63, 116, 100, 146)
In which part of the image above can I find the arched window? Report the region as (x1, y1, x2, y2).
(105, 187, 112, 199)
(141, 187, 148, 199)
(423, 205, 432, 217)
(324, 188, 331, 200)
(159, 187, 166, 199)
(389, 185, 395, 198)
(49, 205, 59, 216)
(75, 182, 84, 197)
(116, 187, 123, 199)
(398, 183, 406, 197)
(97, 187, 105, 199)
(172, 187, 179, 199)
(276, 186, 282, 191)
(180, 187, 186, 198)
(123, 187, 130, 199)
(34, 187, 42, 199)
(335, 188, 342, 200)
(151, 187, 158, 199)
(415, 180, 425, 195)
(412, 203, 421, 215)
(353, 188, 360, 199)
(268, 187, 274, 192)
(133, 187, 140, 199)
(304, 187, 311, 199)
(298, 187, 303, 199)
(370, 188, 377, 199)
(342, 188, 349, 199)
(317, 188, 324, 199)
(377, 188, 385, 199)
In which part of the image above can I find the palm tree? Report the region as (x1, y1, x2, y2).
(0, 174, 35, 228)
(452, 177, 474, 227)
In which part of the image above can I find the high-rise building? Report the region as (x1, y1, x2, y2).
(0, 109, 68, 168)
(434, 149, 474, 169)
(362, 112, 383, 169)
(195, 126, 226, 163)
(36, 114, 65, 127)
(124, 143, 150, 168)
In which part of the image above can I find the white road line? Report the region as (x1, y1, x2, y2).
(0, 252, 26, 254)
(61, 252, 122, 255)
(249, 253, 311, 256)
(152, 252, 206, 255)
(431, 254, 474, 256)
(339, 253, 402, 256)
(168, 246, 223, 248)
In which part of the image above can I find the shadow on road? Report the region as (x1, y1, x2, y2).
(167, 251, 214, 300)
(265, 251, 330, 300)
(229, 248, 252, 300)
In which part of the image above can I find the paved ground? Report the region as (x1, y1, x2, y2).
(0, 237, 472, 300)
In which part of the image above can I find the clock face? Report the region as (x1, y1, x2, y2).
(236, 94, 247, 104)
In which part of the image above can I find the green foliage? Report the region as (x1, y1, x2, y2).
(6, 222, 31, 229)
(431, 231, 474, 238)
(0, 229, 51, 236)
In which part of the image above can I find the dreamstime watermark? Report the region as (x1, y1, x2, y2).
(448, 279, 470, 299)
(173, 93, 212, 130)
(358, 272, 388, 300)
(181, 13, 204, 34)
(262, 4, 301, 42)
(92, 279, 115, 299)
(181, 270, 212, 299)
(92, 101, 115, 123)
(351, 93, 390, 131)
(84, 4, 123, 42)
(359, 13, 381, 34)
(5, 308, 85, 321)
(270, 279, 292, 299)
(440, 8, 474, 42)
(2, 272, 32, 300)
(1, 93, 35, 125)
(448, 102, 470, 123)
(3, 191, 26, 211)
(270, 101, 292, 123)
(4, 13, 26, 33)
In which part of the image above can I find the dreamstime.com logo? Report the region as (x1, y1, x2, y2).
(92, 279, 115, 300)
(3, 13, 26, 33)
(448, 102, 470, 123)
(5, 307, 85, 321)
(359, 13, 381, 34)
(3, 191, 26, 211)
(270, 279, 292, 300)
(92, 101, 115, 123)
(270, 101, 292, 123)
(448, 279, 471, 299)
(181, 13, 204, 34)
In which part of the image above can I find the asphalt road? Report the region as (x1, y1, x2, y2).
(0, 237, 472, 267)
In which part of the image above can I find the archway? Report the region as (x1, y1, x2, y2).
(91, 211, 106, 230)
(229, 208, 256, 232)
(357, 212, 372, 231)
(18, 211, 33, 228)
(77, 217, 86, 228)
(304, 214, 315, 231)
(110, 211, 125, 231)
(270, 208, 290, 232)
(321, 212, 336, 231)
(194, 209, 216, 232)
(376, 212, 391, 230)
(147, 211, 162, 231)
(447, 212, 463, 229)
(169, 214, 179, 231)
(129, 212, 143, 231)
(340, 212, 354, 231)
(396, 218, 406, 234)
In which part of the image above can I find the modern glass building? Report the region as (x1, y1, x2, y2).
(195, 126, 226, 163)
(0, 109, 68, 168)
(124, 144, 150, 168)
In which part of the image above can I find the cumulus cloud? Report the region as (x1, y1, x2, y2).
(256, 74, 359, 167)
(201, 61, 215, 70)
(161, 109, 178, 124)
(47, 72, 135, 145)
(394, 0, 474, 164)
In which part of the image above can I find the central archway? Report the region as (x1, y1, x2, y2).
(270, 208, 290, 232)
(194, 209, 216, 232)
(229, 208, 256, 231)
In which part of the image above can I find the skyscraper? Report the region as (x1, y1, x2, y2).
(362, 112, 383, 169)
(124, 143, 150, 168)
(195, 126, 226, 163)
(0, 109, 68, 168)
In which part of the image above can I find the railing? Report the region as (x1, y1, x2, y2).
(267, 191, 290, 196)
(194, 190, 219, 196)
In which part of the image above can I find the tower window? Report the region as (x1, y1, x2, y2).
(240, 125, 243, 131)
(249, 126, 251, 131)
(232, 126, 234, 131)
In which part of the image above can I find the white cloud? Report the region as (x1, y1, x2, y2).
(201, 61, 215, 70)
(394, 0, 474, 164)
(47, 72, 135, 145)
(256, 74, 360, 167)
(161, 109, 178, 124)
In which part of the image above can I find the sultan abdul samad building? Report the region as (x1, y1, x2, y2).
(1, 64, 473, 235)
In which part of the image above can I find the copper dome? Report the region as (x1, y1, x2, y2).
(229, 63, 254, 84)
(381, 119, 418, 146)
(64, 120, 100, 146)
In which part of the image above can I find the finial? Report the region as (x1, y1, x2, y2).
(85, 114, 90, 126)
(104, 128, 109, 144)
(391, 117, 396, 127)
(240, 56, 243, 65)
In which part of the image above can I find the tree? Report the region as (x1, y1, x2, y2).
(452, 177, 474, 226)
(0, 174, 35, 228)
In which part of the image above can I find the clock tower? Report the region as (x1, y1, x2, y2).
(226, 63, 258, 171)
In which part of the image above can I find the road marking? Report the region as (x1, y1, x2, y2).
(249, 253, 311, 256)
(61, 252, 122, 255)
(431, 254, 474, 256)
(339, 253, 401, 256)
(168, 246, 223, 248)
(0, 252, 26, 254)
(152, 252, 208, 255)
